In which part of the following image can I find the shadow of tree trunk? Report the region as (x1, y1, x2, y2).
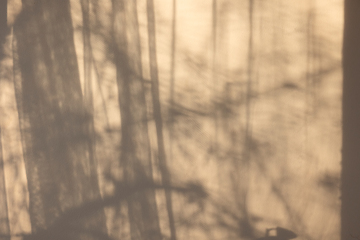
(0, 127, 10, 240)
(146, 1, 177, 239)
(0, 0, 7, 61)
(112, 1, 162, 240)
(13, 0, 106, 235)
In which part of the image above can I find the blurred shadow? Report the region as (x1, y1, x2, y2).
(5, 1, 343, 240)
(0, 128, 10, 240)
(0, 0, 9, 61)
(16, 180, 207, 240)
(13, 0, 105, 235)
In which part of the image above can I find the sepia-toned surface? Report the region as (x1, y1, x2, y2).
(0, 0, 343, 240)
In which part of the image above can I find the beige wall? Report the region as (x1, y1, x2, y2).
(0, 0, 343, 239)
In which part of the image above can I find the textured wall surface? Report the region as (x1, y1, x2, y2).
(0, 1, 343, 240)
